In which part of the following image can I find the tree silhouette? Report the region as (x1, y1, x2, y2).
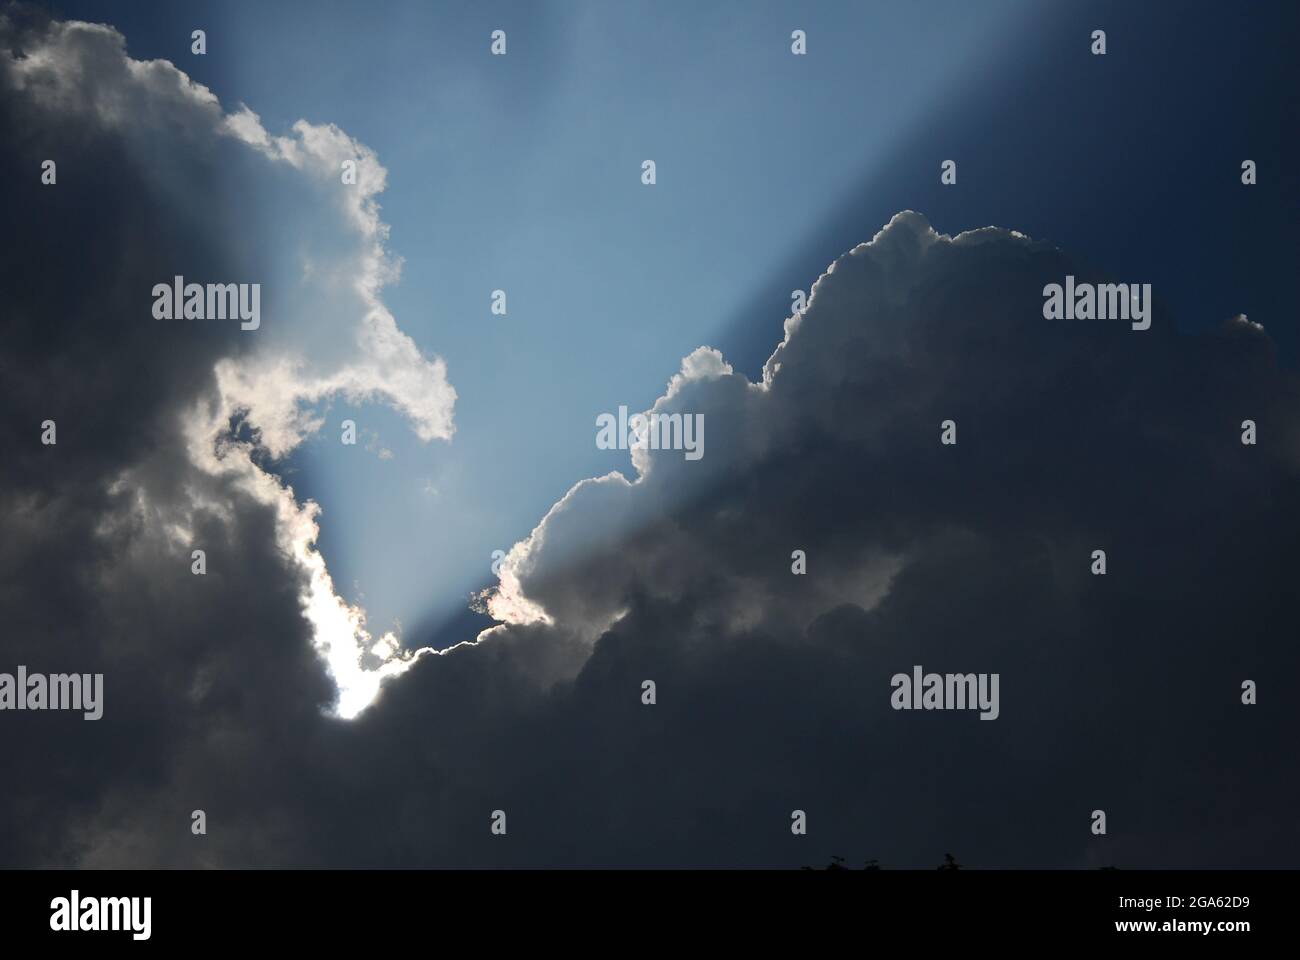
(803, 855, 884, 870)
(802, 853, 962, 870)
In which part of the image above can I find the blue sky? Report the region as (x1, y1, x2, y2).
(57, 0, 1298, 648)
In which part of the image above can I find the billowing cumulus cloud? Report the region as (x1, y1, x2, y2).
(0, 10, 454, 725)
(446, 211, 1300, 868)
(3, 10, 1299, 869)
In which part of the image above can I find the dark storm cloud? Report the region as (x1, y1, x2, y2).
(0, 8, 450, 864)
(0, 10, 322, 866)
(3, 7, 1298, 869)
(387, 213, 1300, 868)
